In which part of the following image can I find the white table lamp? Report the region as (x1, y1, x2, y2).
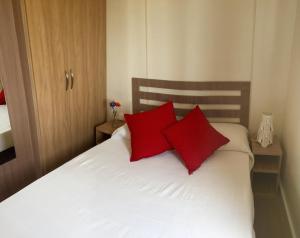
(257, 113, 274, 148)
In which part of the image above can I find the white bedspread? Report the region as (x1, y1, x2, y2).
(0, 105, 13, 152)
(0, 136, 255, 238)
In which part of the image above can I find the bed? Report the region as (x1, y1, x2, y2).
(0, 105, 14, 152)
(0, 79, 254, 238)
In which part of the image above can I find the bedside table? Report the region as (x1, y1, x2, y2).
(95, 120, 125, 144)
(251, 136, 282, 192)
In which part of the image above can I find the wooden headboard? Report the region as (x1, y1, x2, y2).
(132, 78, 251, 128)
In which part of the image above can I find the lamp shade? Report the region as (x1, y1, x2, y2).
(257, 113, 274, 148)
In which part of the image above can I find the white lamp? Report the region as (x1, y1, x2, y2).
(257, 113, 274, 148)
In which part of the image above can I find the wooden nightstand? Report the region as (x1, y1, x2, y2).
(251, 136, 282, 193)
(95, 120, 125, 144)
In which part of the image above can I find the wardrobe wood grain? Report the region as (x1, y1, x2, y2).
(0, 0, 39, 201)
(23, 0, 106, 172)
(12, 0, 41, 177)
(0, 0, 106, 200)
(69, 0, 106, 157)
(24, 0, 73, 172)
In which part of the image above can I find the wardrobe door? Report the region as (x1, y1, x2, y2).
(24, 0, 72, 172)
(68, 0, 106, 156)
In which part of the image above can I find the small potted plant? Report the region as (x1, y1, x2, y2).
(109, 100, 121, 128)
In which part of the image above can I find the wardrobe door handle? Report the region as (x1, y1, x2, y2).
(70, 69, 74, 89)
(65, 70, 70, 91)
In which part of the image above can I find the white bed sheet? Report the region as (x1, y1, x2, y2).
(0, 105, 13, 152)
(0, 134, 254, 238)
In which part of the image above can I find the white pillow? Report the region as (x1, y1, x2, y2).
(114, 123, 249, 149)
(211, 123, 251, 153)
(112, 124, 130, 139)
(112, 122, 253, 168)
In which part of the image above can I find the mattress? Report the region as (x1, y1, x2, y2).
(0, 105, 13, 152)
(0, 131, 255, 238)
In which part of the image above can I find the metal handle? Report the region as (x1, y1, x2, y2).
(65, 70, 70, 91)
(70, 69, 74, 89)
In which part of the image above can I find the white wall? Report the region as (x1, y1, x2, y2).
(107, 0, 297, 134)
(282, 0, 300, 236)
(251, 0, 297, 136)
(147, 0, 254, 82)
(107, 0, 147, 117)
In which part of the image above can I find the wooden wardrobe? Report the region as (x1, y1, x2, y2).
(9, 0, 106, 174)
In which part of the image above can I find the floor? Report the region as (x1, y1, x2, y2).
(253, 174, 293, 238)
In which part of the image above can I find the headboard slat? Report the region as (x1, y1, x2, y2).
(140, 104, 241, 118)
(132, 78, 251, 128)
(138, 92, 242, 105)
(135, 78, 248, 91)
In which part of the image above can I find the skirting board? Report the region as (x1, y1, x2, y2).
(280, 180, 297, 238)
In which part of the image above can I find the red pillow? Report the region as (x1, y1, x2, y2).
(0, 90, 5, 105)
(125, 102, 176, 162)
(163, 106, 229, 174)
